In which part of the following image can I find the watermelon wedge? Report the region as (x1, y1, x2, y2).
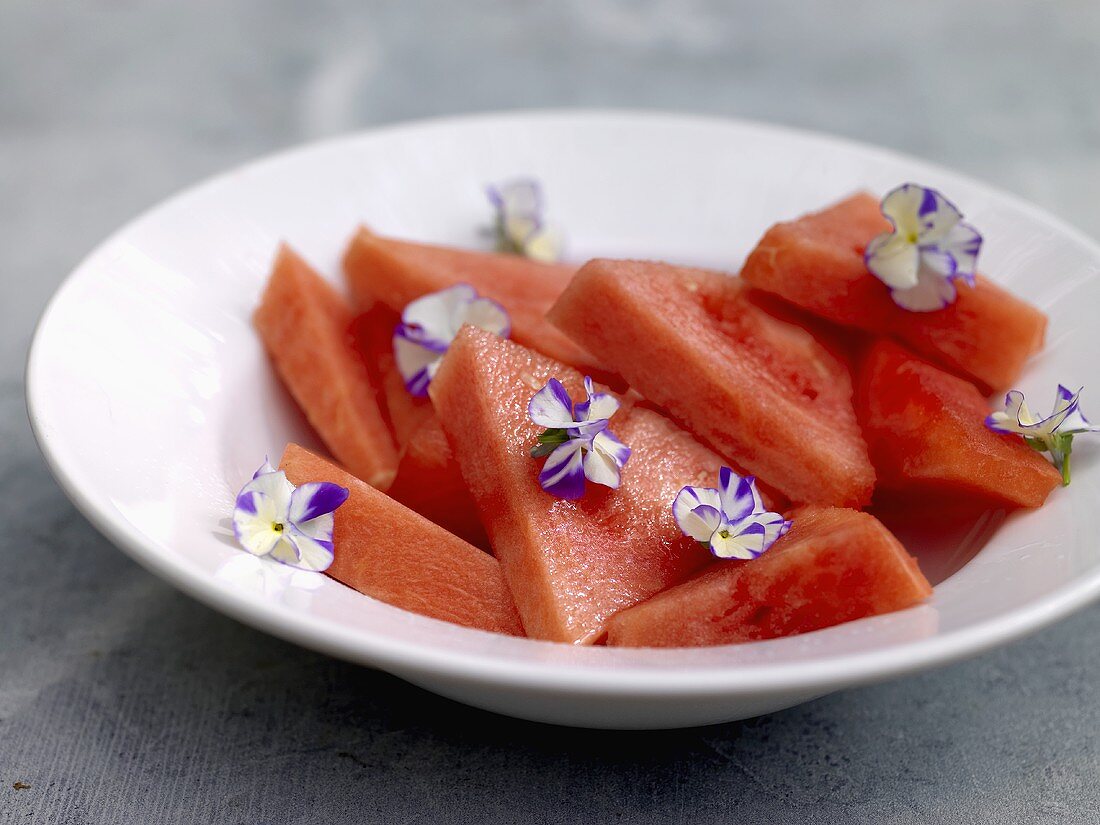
(349, 308, 434, 447)
(740, 192, 1047, 393)
(280, 443, 523, 636)
(385, 416, 490, 549)
(605, 506, 932, 648)
(547, 259, 875, 508)
(255, 246, 397, 489)
(342, 227, 604, 375)
(429, 327, 736, 644)
(857, 340, 1061, 508)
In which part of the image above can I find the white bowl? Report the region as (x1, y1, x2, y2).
(26, 111, 1100, 729)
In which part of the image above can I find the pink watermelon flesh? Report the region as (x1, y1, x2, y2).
(605, 506, 932, 648)
(385, 416, 491, 550)
(740, 192, 1047, 394)
(548, 259, 875, 508)
(429, 326, 738, 644)
(280, 443, 523, 636)
(342, 227, 608, 378)
(254, 246, 397, 489)
(857, 339, 1061, 508)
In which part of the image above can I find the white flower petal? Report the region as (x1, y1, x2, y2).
(919, 247, 957, 279)
(880, 184, 929, 239)
(528, 379, 579, 429)
(939, 221, 982, 282)
(235, 521, 284, 558)
(293, 511, 335, 543)
(538, 440, 587, 499)
(986, 409, 1024, 435)
(239, 470, 294, 517)
(1058, 406, 1099, 434)
(402, 284, 479, 342)
(393, 334, 443, 392)
(282, 526, 334, 572)
(582, 447, 623, 489)
(672, 486, 723, 542)
(233, 490, 285, 557)
(866, 232, 921, 290)
(891, 265, 958, 312)
(592, 430, 631, 467)
(521, 227, 562, 263)
(756, 511, 792, 547)
(579, 376, 621, 423)
(492, 179, 542, 218)
(503, 214, 539, 245)
(912, 188, 963, 243)
(684, 505, 725, 546)
(709, 522, 767, 560)
(267, 535, 303, 566)
(460, 296, 511, 338)
(718, 468, 760, 524)
(288, 482, 348, 527)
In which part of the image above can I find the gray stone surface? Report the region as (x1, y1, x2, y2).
(2, 1, 1098, 822)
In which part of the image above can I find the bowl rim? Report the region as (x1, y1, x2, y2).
(25, 108, 1100, 698)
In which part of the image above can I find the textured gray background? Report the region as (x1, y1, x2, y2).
(3, 2, 1099, 823)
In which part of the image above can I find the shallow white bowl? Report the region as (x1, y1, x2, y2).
(27, 111, 1100, 729)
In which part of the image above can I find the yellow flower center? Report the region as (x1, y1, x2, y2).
(272, 522, 285, 533)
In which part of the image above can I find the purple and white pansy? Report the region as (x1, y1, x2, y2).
(528, 376, 632, 499)
(865, 183, 983, 312)
(232, 459, 349, 571)
(986, 385, 1098, 486)
(487, 178, 562, 263)
(673, 468, 791, 560)
(393, 284, 511, 397)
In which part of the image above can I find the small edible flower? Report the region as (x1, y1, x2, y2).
(865, 183, 983, 312)
(232, 459, 349, 571)
(528, 376, 631, 499)
(393, 284, 510, 397)
(487, 178, 562, 262)
(985, 386, 1098, 485)
(673, 468, 791, 560)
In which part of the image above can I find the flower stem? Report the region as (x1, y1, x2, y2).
(1061, 446, 1072, 487)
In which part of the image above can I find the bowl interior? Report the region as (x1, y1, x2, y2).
(27, 112, 1100, 692)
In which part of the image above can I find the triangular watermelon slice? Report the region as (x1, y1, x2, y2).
(280, 444, 523, 636)
(857, 340, 1061, 508)
(605, 506, 932, 647)
(429, 327, 740, 644)
(385, 416, 490, 549)
(254, 246, 397, 489)
(548, 259, 875, 508)
(342, 227, 604, 375)
(740, 192, 1047, 394)
(349, 306, 435, 447)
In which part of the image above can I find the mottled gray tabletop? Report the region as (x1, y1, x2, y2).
(2, 2, 1098, 823)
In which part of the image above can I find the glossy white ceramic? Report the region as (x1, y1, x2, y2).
(26, 111, 1100, 728)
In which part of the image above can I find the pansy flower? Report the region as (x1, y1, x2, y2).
(528, 376, 631, 499)
(673, 468, 791, 560)
(393, 284, 510, 396)
(487, 178, 562, 263)
(986, 385, 1098, 485)
(865, 183, 983, 312)
(232, 459, 349, 571)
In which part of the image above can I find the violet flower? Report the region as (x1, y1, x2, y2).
(673, 468, 791, 560)
(487, 178, 561, 262)
(232, 459, 349, 571)
(865, 183, 983, 312)
(393, 284, 510, 397)
(986, 385, 1098, 485)
(528, 376, 631, 499)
